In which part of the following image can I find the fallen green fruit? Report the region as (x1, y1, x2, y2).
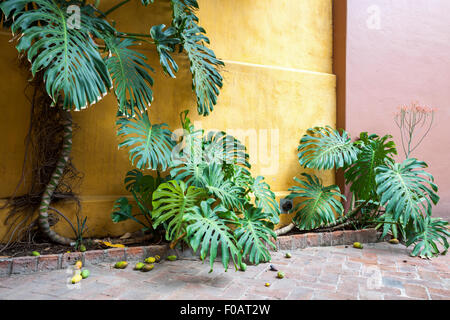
(81, 269, 90, 279)
(240, 263, 247, 272)
(31, 251, 40, 256)
(114, 261, 128, 269)
(154, 255, 161, 263)
(142, 264, 154, 272)
(167, 255, 177, 261)
(277, 271, 285, 279)
(79, 244, 86, 252)
(135, 262, 145, 270)
(285, 253, 292, 259)
(353, 242, 363, 249)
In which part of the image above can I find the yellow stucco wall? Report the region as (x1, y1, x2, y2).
(0, 0, 335, 241)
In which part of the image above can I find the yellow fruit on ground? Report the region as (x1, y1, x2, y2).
(167, 255, 177, 261)
(145, 257, 156, 264)
(265, 283, 271, 287)
(389, 239, 400, 245)
(71, 274, 82, 284)
(74, 260, 82, 269)
(142, 264, 154, 272)
(353, 242, 363, 249)
(114, 261, 128, 269)
(154, 255, 161, 262)
(135, 262, 145, 270)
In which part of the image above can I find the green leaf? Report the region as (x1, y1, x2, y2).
(250, 176, 280, 225)
(171, 0, 223, 116)
(170, 114, 250, 188)
(152, 180, 207, 242)
(150, 24, 180, 78)
(104, 37, 154, 117)
(199, 163, 245, 211)
(141, 0, 154, 5)
(376, 211, 403, 241)
(298, 126, 360, 170)
(234, 206, 276, 265)
(203, 131, 250, 168)
(222, 164, 252, 194)
(170, 157, 207, 187)
(287, 173, 346, 230)
(117, 112, 175, 170)
(124, 169, 166, 207)
(406, 215, 449, 259)
(345, 133, 397, 200)
(111, 196, 147, 228)
(2, 0, 112, 111)
(171, 0, 199, 19)
(185, 199, 241, 272)
(375, 158, 439, 226)
(112, 197, 133, 223)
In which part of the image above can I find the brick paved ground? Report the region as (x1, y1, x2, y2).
(0, 242, 448, 300)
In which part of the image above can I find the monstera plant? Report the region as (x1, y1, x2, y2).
(0, 0, 224, 245)
(284, 126, 448, 259)
(112, 111, 280, 272)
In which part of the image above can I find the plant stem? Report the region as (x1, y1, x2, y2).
(118, 32, 153, 38)
(275, 223, 295, 236)
(170, 231, 187, 249)
(117, 34, 155, 45)
(103, 0, 131, 16)
(38, 110, 75, 246)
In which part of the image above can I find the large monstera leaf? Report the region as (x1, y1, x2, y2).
(150, 24, 180, 78)
(375, 158, 439, 227)
(203, 131, 250, 168)
(298, 126, 360, 170)
(199, 163, 245, 211)
(111, 169, 167, 229)
(234, 206, 276, 265)
(117, 112, 175, 171)
(104, 37, 154, 117)
(250, 176, 280, 225)
(171, 0, 198, 16)
(0, 0, 112, 111)
(170, 157, 206, 187)
(345, 133, 397, 200)
(287, 173, 346, 230)
(406, 215, 449, 259)
(170, 0, 223, 116)
(124, 169, 166, 207)
(152, 180, 207, 244)
(185, 199, 241, 272)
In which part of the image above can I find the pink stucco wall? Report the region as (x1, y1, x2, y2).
(345, 0, 450, 220)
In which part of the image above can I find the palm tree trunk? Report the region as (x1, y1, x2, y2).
(38, 111, 75, 246)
